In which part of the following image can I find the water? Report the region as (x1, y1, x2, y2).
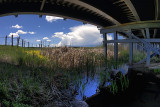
(75, 64, 129, 100)
(111, 64, 129, 75)
(75, 74, 100, 100)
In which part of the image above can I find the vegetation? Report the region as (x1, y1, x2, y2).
(0, 44, 156, 106)
(154, 68, 160, 74)
(0, 46, 106, 106)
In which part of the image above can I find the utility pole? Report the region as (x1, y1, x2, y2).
(24, 41, 25, 48)
(17, 37, 20, 48)
(5, 35, 7, 46)
(41, 41, 42, 49)
(28, 42, 29, 48)
(11, 35, 13, 47)
(22, 39, 23, 47)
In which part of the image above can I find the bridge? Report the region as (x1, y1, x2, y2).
(0, 0, 160, 66)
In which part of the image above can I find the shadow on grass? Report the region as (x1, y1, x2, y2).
(0, 62, 73, 107)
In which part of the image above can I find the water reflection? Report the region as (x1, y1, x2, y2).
(75, 64, 129, 100)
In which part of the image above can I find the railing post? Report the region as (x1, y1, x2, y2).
(129, 30, 133, 65)
(114, 32, 118, 62)
(103, 33, 107, 58)
(146, 28, 150, 66)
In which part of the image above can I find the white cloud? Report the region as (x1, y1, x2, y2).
(28, 32, 35, 34)
(43, 37, 49, 40)
(36, 40, 41, 42)
(38, 26, 40, 27)
(47, 39, 51, 42)
(16, 30, 27, 34)
(8, 30, 36, 38)
(9, 32, 19, 38)
(11, 24, 23, 29)
(52, 24, 106, 47)
(45, 16, 63, 22)
(9, 30, 27, 38)
(107, 34, 113, 40)
(50, 44, 58, 47)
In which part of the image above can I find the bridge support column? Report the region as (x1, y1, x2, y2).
(135, 43, 138, 51)
(129, 30, 133, 65)
(114, 32, 118, 62)
(103, 33, 107, 58)
(146, 28, 150, 66)
(100, 21, 160, 67)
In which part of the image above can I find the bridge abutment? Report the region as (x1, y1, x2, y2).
(101, 21, 160, 67)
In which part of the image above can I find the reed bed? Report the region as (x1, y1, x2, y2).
(40, 47, 106, 71)
(0, 45, 148, 106)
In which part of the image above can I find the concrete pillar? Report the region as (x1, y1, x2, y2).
(103, 33, 107, 58)
(156, 43, 158, 48)
(114, 32, 118, 61)
(135, 43, 137, 51)
(141, 43, 143, 52)
(129, 30, 133, 65)
(146, 28, 150, 66)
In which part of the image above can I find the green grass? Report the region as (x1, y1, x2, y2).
(0, 46, 106, 106)
(0, 63, 53, 106)
(110, 80, 118, 95)
(118, 50, 146, 63)
(154, 68, 160, 74)
(0, 45, 148, 105)
(0, 46, 40, 64)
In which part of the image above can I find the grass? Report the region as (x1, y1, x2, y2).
(0, 46, 107, 106)
(154, 68, 160, 74)
(110, 80, 118, 95)
(0, 45, 153, 105)
(0, 63, 48, 106)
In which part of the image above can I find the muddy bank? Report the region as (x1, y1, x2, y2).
(86, 70, 160, 107)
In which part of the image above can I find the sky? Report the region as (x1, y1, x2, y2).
(0, 15, 114, 47)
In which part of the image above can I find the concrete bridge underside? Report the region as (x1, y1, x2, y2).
(0, 0, 160, 66)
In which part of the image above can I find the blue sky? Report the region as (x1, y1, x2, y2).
(0, 15, 113, 47)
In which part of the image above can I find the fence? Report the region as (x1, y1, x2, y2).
(0, 35, 50, 48)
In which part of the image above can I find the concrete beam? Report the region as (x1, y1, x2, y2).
(123, 0, 140, 21)
(155, 0, 160, 20)
(153, 0, 160, 37)
(100, 20, 160, 33)
(64, 0, 120, 25)
(123, 0, 146, 38)
(104, 39, 160, 43)
(40, 0, 46, 11)
(153, 29, 157, 38)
